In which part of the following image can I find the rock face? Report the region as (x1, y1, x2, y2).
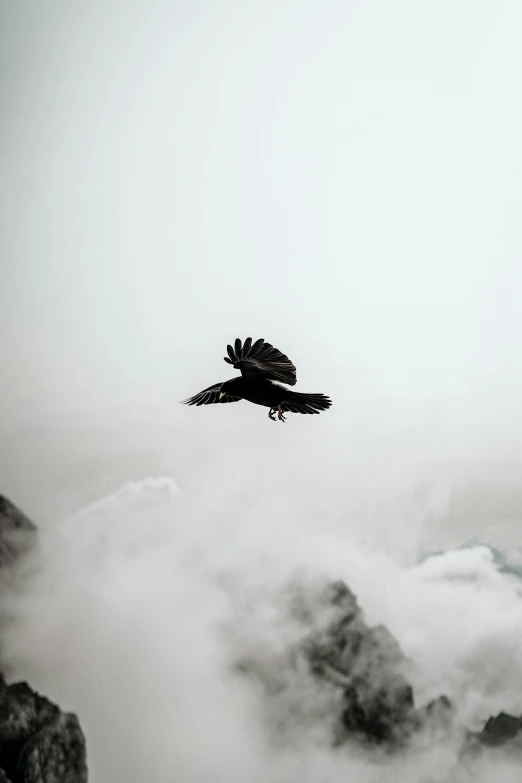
(235, 576, 521, 755)
(470, 711, 522, 753)
(0, 494, 88, 783)
(233, 576, 457, 749)
(302, 580, 424, 746)
(0, 495, 37, 567)
(0, 680, 88, 783)
(479, 712, 522, 745)
(304, 580, 463, 748)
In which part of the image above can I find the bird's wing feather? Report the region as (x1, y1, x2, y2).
(223, 337, 297, 386)
(181, 382, 241, 406)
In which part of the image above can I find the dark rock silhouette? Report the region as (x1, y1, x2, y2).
(0, 682, 87, 783)
(467, 710, 522, 755)
(0, 494, 37, 566)
(17, 711, 87, 783)
(233, 576, 457, 749)
(235, 575, 522, 756)
(0, 494, 88, 783)
(479, 712, 522, 746)
(298, 579, 456, 747)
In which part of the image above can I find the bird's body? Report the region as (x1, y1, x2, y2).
(181, 337, 331, 422)
(221, 376, 330, 414)
(222, 376, 289, 407)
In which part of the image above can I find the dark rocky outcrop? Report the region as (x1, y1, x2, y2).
(0, 495, 37, 567)
(233, 576, 458, 750)
(467, 711, 522, 755)
(0, 682, 87, 783)
(297, 579, 457, 748)
(235, 575, 521, 757)
(309, 582, 414, 742)
(0, 494, 88, 783)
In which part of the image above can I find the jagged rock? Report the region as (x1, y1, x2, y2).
(235, 577, 458, 750)
(479, 712, 522, 746)
(233, 578, 414, 747)
(472, 711, 522, 750)
(234, 574, 522, 760)
(339, 678, 415, 745)
(17, 712, 88, 783)
(0, 682, 61, 771)
(0, 494, 38, 677)
(0, 681, 87, 783)
(0, 495, 37, 566)
(300, 579, 428, 746)
(0, 495, 88, 782)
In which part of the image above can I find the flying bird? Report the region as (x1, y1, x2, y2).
(181, 337, 332, 422)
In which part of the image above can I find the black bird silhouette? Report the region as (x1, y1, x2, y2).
(181, 337, 332, 422)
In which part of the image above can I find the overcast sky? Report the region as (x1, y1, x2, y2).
(1, 0, 522, 524)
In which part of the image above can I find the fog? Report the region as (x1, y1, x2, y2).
(1, 1, 522, 781)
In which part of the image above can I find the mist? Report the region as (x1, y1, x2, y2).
(1, 1, 522, 781)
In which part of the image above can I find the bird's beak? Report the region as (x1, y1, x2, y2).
(219, 391, 225, 399)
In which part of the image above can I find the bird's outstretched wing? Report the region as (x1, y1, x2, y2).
(223, 337, 297, 386)
(181, 383, 241, 406)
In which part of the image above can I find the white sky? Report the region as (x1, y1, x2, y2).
(1, 0, 522, 518)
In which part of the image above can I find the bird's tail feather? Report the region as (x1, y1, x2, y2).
(281, 392, 332, 415)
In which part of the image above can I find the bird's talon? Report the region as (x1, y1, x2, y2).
(277, 405, 286, 422)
